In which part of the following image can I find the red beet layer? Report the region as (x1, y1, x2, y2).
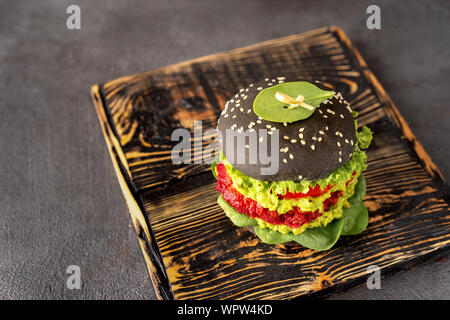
(216, 163, 344, 229)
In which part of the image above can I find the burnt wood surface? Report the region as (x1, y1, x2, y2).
(91, 27, 450, 300)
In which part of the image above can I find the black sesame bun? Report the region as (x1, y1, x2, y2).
(217, 78, 356, 181)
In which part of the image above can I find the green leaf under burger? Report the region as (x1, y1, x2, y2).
(253, 217, 345, 250)
(254, 226, 292, 244)
(287, 218, 344, 251)
(341, 202, 368, 236)
(253, 81, 334, 123)
(341, 174, 369, 235)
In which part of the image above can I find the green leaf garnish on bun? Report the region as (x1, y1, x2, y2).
(253, 81, 334, 123)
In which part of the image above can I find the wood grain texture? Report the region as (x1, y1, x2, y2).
(90, 26, 450, 300)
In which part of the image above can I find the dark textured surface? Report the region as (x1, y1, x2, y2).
(0, 0, 448, 299)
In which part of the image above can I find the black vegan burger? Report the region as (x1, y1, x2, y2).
(211, 77, 372, 250)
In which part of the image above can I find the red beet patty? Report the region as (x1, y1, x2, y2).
(216, 163, 345, 229)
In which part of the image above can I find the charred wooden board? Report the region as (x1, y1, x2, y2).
(90, 26, 450, 300)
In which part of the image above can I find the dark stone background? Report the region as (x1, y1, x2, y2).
(0, 0, 448, 299)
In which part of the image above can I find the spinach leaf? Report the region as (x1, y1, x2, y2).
(287, 218, 344, 251)
(341, 202, 369, 236)
(253, 81, 334, 123)
(217, 195, 257, 227)
(351, 174, 366, 204)
(254, 226, 293, 244)
(341, 174, 369, 235)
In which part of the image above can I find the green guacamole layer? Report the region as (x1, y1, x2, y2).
(216, 124, 372, 214)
